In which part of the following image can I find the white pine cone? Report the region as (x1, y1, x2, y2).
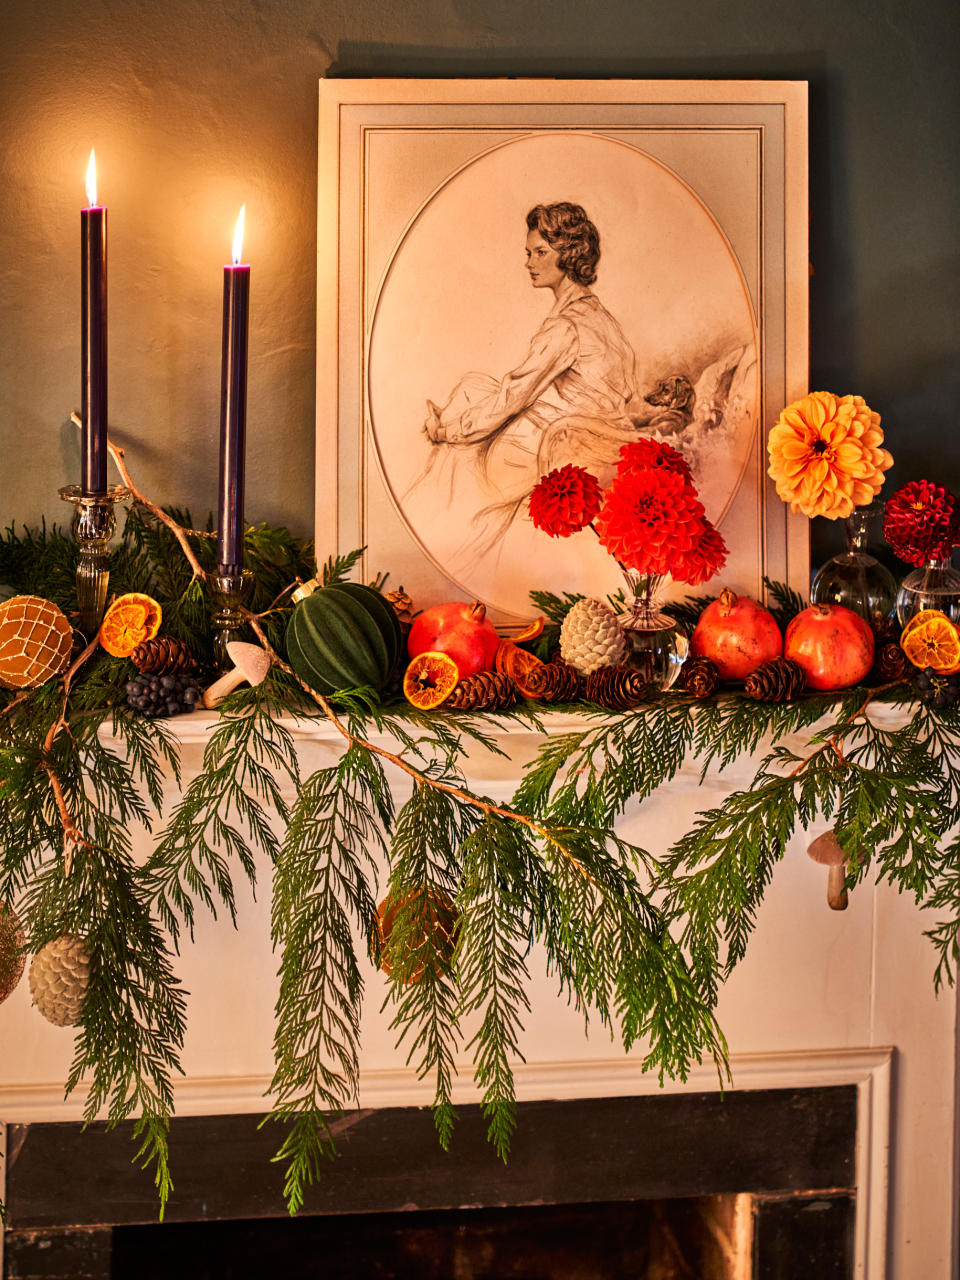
(29, 934, 91, 1027)
(560, 598, 628, 674)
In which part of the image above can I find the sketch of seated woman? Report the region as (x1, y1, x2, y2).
(411, 201, 753, 566)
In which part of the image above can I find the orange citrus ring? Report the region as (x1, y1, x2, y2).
(900, 609, 953, 645)
(510, 617, 546, 644)
(901, 616, 960, 673)
(403, 651, 460, 709)
(99, 593, 163, 658)
(496, 640, 546, 697)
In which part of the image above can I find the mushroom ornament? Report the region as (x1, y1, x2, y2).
(202, 641, 272, 709)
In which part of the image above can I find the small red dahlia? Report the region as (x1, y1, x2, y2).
(617, 437, 693, 485)
(883, 480, 960, 567)
(528, 464, 603, 538)
(672, 520, 729, 586)
(595, 467, 705, 576)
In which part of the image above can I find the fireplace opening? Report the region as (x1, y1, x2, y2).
(110, 1194, 756, 1279)
(2, 1087, 859, 1280)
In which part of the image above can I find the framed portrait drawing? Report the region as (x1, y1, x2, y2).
(317, 79, 809, 623)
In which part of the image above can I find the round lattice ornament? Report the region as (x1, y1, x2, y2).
(0, 902, 26, 1005)
(29, 934, 91, 1026)
(0, 595, 73, 689)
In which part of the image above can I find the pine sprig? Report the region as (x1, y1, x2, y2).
(148, 677, 300, 942)
(319, 546, 365, 587)
(382, 780, 479, 1147)
(267, 746, 388, 1215)
(16, 709, 187, 1218)
(455, 814, 533, 1159)
(763, 575, 807, 629)
(662, 766, 802, 1004)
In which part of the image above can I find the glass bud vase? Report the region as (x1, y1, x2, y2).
(810, 506, 897, 629)
(618, 569, 689, 692)
(895, 557, 960, 628)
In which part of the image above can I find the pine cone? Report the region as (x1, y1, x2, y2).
(29, 934, 91, 1026)
(870, 645, 911, 686)
(585, 664, 647, 710)
(445, 670, 518, 711)
(522, 659, 583, 702)
(385, 587, 416, 628)
(560, 598, 627, 674)
(679, 657, 720, 698)
(0, 903, 26, 1006)
(131, 636, 197, 674)
(744, 657, 807, 702)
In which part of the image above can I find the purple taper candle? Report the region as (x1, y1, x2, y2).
(81, 150, 108, 496)
(217, 206, 250, 575)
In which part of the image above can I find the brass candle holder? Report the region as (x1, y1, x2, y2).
(58, 484, 129, 638)
(208, 569, 253, 672)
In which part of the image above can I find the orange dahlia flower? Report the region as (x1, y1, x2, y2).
(767, 391, 893, 520)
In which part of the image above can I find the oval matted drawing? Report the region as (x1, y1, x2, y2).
(367, 131, 759, 619)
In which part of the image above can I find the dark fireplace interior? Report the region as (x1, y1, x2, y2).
(2, 1087, 857, 1279)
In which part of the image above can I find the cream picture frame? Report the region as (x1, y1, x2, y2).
(317, 78, 809, 622)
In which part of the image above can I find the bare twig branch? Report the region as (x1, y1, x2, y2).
(786, 685, 895, 779)
(40, 631, 102, 875)
(70, 411, 209, 581)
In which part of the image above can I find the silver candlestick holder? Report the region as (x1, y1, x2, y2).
(58, 484, 129, 638)
(208, 569, 253, 672)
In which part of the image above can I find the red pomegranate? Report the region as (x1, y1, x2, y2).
(407, 600, 500, 681)
(690, 588, 783, 681)
(784, 604, 874, 691)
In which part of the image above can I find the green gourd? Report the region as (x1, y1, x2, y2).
(285, 582, 402, 695)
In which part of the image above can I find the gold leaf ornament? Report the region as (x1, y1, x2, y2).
(767, 392, 893, 520)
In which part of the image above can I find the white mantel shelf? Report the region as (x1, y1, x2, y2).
(2, 702, 957, 1279)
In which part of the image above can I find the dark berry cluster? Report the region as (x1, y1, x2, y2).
(914, 667, 960, 711)
(125, 672, 202, 717)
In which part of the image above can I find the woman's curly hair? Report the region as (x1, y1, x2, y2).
(526, 202, 600, 287)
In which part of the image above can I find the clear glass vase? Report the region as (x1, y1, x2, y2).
(618, 569, 689, 691)
(895, 557, 960, 627)
(810, 506, 897, 629)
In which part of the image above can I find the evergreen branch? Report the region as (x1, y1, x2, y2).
(319, 547, 365, 586)
(382, 781, 478, 1146)
(663, 766, 802, 1004)
(763, 575, 807, 628)
(267, 747, 387, 1214)
(148, 677, 299, 943)
(21, 824, 186, 1218)
(456, 815, 532, 1159)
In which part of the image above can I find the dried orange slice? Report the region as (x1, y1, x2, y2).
(510, 617, 546, 643)
(496, 640, 546, 697)
(901, 609, 952, 645)
(99, 593, 163, 658)
(901, 616, 960, 673)
(403, 651, 459, 709)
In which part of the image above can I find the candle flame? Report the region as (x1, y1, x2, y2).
(232, 206, 246, 265)
(85, 150, 97, 207)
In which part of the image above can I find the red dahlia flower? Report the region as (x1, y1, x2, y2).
(528, 464, 603, 538)
(595, 467, 705, 576)
(883, 480, 960, 567)
(672, 520, 729, 586)
(617, 437, 693, 485)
